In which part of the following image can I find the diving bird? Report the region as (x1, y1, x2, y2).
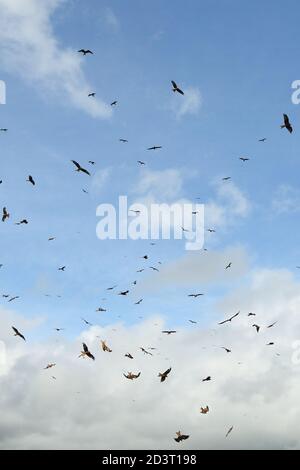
(281, 114, 293, 133)
(71, 160, 91, 176)
(79, 343, 95, 360)
(12, 326, 26, 341)
(124, 371, 141, 380)
(147, 146, 162, 150)
(174, 431, 189, 442)
(27, 175, 35, 185)
(78, 49, 93, 55)
(101, 340, 112, 353)
(200, 406, 209, 414)
(2, 207, 9, 222)
(219, 311, 240, 325)
(171, 80, 184, 95)
(158, 367, 171, 382)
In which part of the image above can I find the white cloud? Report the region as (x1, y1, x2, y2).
(171, 86, 202, 119)
(104, 7, 120, 32)
(0, 0, 112, 118)
(91, 167, 111, 193)
(135, 168, 185, 201)
(272, 184, 300, 214)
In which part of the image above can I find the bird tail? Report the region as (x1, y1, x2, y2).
(280, 125, 285, 128)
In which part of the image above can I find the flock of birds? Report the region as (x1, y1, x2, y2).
(1, 45, 295, 447)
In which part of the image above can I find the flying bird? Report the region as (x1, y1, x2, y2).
(71, 160, 91, 176)
(2, 207, 9, 222)
(119, 139, 128, 143)
(79, 343, 95, 360)
(158, 367, 171, 382)
(81, 318, 93, 326)
(147, 146, 162, 150)
(125, 353, 133, 359)
(58, 266, 66, 271)
(15, 219, 28, 225)
(266, 342, 274, 346)
(124, 371, 141, 380)
(27, 175, 35, 185)
(259, 138, 266, 142)
(96, 307, 106, 312)
(171, 80, 184, 95)
(110, 101, 117, 106)
(12, 326, 25, 341)
(188, 293, 204, 298)
(207, 229, 216, 233)
(140, 347, 153, 356)
(189, 320, 197, 324)
(174, 431, 189, 442)
(135, 299, 143, 305)
(248, 312, 256, 316)
(8, 296, 19, 302)
(0, 128, 8, 132)
(226, 426, 234, 438)
(267, 321, 277, 328)
(218, 311, 240, 325)
(101, 340, 112, 353)
(200, 406, 209, 414)
(118, 290, 129, 296)
(240, 157, 250, 162)
(222, 177, 231, 181)
(137, 160, 145, 165)
(225, 262, 232, 270)
(88, 161, 95, 165)
(44, 363, 56, 370)
(281, 114, 293, 133)
(202, 376, 211, 382)
(88, 92, 96, 97)
(149, 266, 159, 272)
(220, 347, 231, 353)
(252, 324, 260, 333)
(162, 330, 177, 335)
(78, 49, 93, 55)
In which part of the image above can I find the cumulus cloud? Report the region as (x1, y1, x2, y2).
(0, 0, 112, 118)
(1, 268, 300, 449)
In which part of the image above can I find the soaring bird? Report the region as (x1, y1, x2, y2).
(147, 146, 162, 150)
(27, 175, 35, 185)
(171, 80, 184, 95)
(8, 296, 19, 302)
(123, 371, 141, 380)
(79, 343, 95, 360)
(96, 307, 106, 312)
(225, 262, 232, 270)
(220, 347, 232, 353)
(174, 431, 189, 442)
(259, 138, 267, 142)
(162, 330, 177, 335)
(188, 293, 204, 298)
(0, 128, 8, 131)
(267, 321, 277, 328)
(2, 207, 9, 222)
(158, 367, 171, 382)
(81, 318, 93, 326)
(110, 101, 117, 106)
(137, 160, 145, 165)
(252, 324, 260, 333)
(226, 426, 234, 438)
(44, 363, 56, 370)
(71, 160, 90, 176)
(15, 219, 28, 225)
(207, 229, 216, 233)
(240, 157, 250, 162)
(58, 266, 66, 271)
(140, 347, 153, 356)
(135, 299, 143, 305)
(101, 340, 112, 352)
(12, 326, 26, 341)
(248, 312, 256, 316)
(189, 320, 197, 324)
(125, 353, 133, 359)
(88, 92, 96, 97)
(202, 376, 211, 382)
(149, 266, 159, 272)
(200, 406, 209, 414)
(119, 139, 128, 143)
(48, 237, 55, 241)
(88, 161, 95, 165)
(281, 114, 293, 133)
(54, 328, 64, 332)
(107, 285, 117, 290)
(222, 177, 231, 181)
(118, 290, 129, 296)
(219, 311, 240, 325)
(78, 49, 93, 55)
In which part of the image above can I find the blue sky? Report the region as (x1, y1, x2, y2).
(1, 0, 300, 340)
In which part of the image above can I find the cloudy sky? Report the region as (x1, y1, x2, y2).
(1, 0, 300, 450)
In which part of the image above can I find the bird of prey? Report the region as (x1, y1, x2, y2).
(71, 160, 90, 176)
(54, 328, 64, 331)
(259, 138, 266, 142)
(88, 92, 96, 97)
(2, 207, 9, 222)
(266, 342, 274, 346)
(207, 229, 216, 233)
(123, 371, 141, 380)
(15, 219, 28, 225)
(135, 299, 143, 305)
(226, 426, 234, 438)
(137, 160, 145, 165)
(158, 367, 171, 382)
(252, 324, 260, 333)
(27, 175, 35, 185)
(118, 290, 129, 296)
(81, 318, 93, 326)
(202, 376, 211, 382)
(110, 101, 117, 106)
(96, 307, 106, 312)
(101, 340, 112, 352)
(147, 146, 162, 150)
(44, 363, 56, 370)
(125, 353, 133, 359)
(171, 80, 184, 95)
(267, 321, 277, 328)
(78, 49, 93, 55)
(240, 157, 250, 162)
(281, 114, 293, 133)
(79, 343, 95, 360)
(248, 312, 256, 316)
(12, 326, 26, 341)
(218, 311, 240, 325)
(137, 269, 145, 273)
(222, 177, 231, 181)
(225, 262, 232, 269)
(220, 347, 232, 353)
(200, 406, 209, 414)
(174, 431, 189, 442)
(58, 266, 66, 271)
(48, 237, 55, 241)
(188, 293, 204, 298)
(0, 128, 8, 131)
(149, 266, 159, 272)
(189, 320, 197, 324)
(162, 330, 177, 335)
(8, 296, 19, 302)
(119, 138, 128, 143)
(140, 347, 153, 356)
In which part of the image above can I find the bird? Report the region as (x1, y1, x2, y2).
(259, 138, 266, 142)
(174, 431, 189, 442)
(48, 237, 55, 241)
(137, 160, 145, 165)
(119, 139, 128, 143)
(135, 299, 143, 305)
(12, 326, 26, 341)
(118, 290, 129, 296)
(136, 269, 144, 273)
(222, 177, 231, 181)
(101, 340, 112, 352)
(188, 293, 204, 298)
(81, 318, 93, 326)
(281, 114, 293, 133)
(96, 307, 106, 312)
(110, 101, 117, 106)
(79, 343, 95, 360)
(189, 320, 197, 324)
(149, 266, 159, 272)
(266, 342, 274, 346)
(147, 146, 162, 150)
(207, 229, 216, 233)
(88, 92, 96, 97)
(107, 285, 117, 290)
(44, 363, 56, 370)
(58, 266, 66, 271)
(123, 372, 141, 380)
(226, 426, 233, 438)
(252, 324, 260, 333)
(162, 330, 177, 335)
(78, 49, 93, 55)
(71, 160, 90, 176)
(202, 376, 211, 382)
(220, 347, 231, 353)
(200, 406, 209, 414)
(141, 255, 148, 259)
(267, 321, 277, 328)
(0, 128, 8, 132)
(140, 347, 153, 356)
(125, 353, 133, 359)
(248, 312, 256, 316)
(240, 157, 250, 162)
(218, 311, 240, 325)
(15, 219, 28, 225)
(88, 161, 95, 165)
(27, 175, 35, 185)
(8, 296, 19, 302)
(171, 80, 184, 95)
(54, 328, 64, 332)
(158, 367, 171, 382)
(225, 262, 232, 270)
(2, 207, 9, 222)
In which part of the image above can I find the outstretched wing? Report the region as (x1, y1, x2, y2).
(171, 80, 177, 88)
(71, 160, 81, 170)
(80, 167, 91, 176)
(83, 342, 88, 353)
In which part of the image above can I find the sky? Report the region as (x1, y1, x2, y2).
(1, 0, 300, 450)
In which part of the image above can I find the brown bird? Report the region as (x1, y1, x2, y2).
(44, 363, 56, 370)
(71, 160, 90, 176)
(219, 311, 240, 325)
(101, 340, 112, 352)
(12, 326, 26, 341)
(27, 175, 35, 185)
(125, 353, 133, 359)
(124, 371, 141, 380)
(158, 367, 171, 382)
(200, 406, 209, 414)
(174, 431, 189, 442)
(171, 80, 184, 95)
(79, 342, 95, 360)
(281, 114, 293, 133)
(2, 207, 9, 222)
